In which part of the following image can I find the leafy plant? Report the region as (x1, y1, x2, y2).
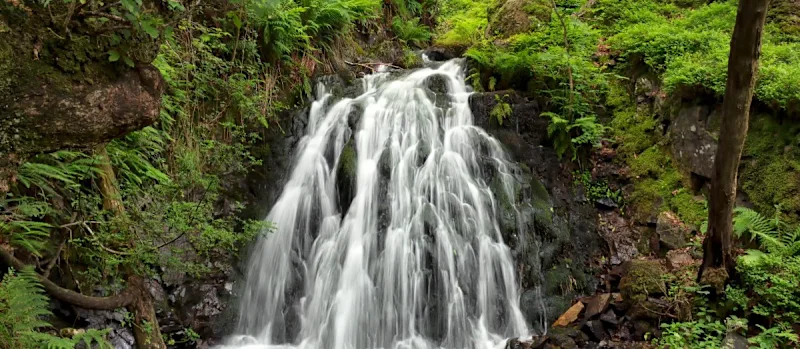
(392, 17, 432, 48)
(0, 267, 111, 348)
(543, 112, 605, 159)
(490, 95, 512, 126)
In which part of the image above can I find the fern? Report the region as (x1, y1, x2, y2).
(0, 267, 112, 349)
(1, 197, 53, 257)
(733, 207, 800, 259)
(392, 17, 432, 48)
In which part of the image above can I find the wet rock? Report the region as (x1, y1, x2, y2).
(584, 293, 612, 319)
(666, 250, 694, 270)
(656, 211, 689, 251)
(73, 308, 135, 349)
(547, 327, 580, 349)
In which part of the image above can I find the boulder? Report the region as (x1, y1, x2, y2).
(666, 250, 695, 270)
(722, 332, 749, 349)
(656, 211, 690, 251)
(668, 104, 718, 179)
(619, 260, 667, 303)
(584, 293, 612, 319)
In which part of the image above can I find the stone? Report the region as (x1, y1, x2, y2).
(632, 320, 655, 340)
(619, 260, 667, 303)
(584, 320, 608, 341)
(666, 250, 695, 270)
(657, 211, 690, 251)
(669, 104, 718, 179)
(722, 332, 749, 349)
(552, 302, 584, 327)
(584, 293, 612, 319)
(595, 197, 618, 210)
(599, 310, 619, 325)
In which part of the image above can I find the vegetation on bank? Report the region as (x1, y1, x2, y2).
(1, 0, 435, 347)
(434, 0, 799, 346)
(1, 0, 799, 347)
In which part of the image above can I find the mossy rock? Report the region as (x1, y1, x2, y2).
(768, 0, 800, 38)
(487, 0, 551, 38)
(619, 259, 667, 303)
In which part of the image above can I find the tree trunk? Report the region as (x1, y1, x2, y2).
(127, 276, 166, 349)
(94, 145, 167, 349)
(699, 0, 770, 282)
(95, 145, 126, 215)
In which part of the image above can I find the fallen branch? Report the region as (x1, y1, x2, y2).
(81, 10, 127, 22)
(81, 222, 134, 256)
(0, 246, 133, 310)
(344, 60, 403, 72)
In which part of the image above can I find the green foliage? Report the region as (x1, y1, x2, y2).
(490, 95, 512, 126)
(392, 17, 432, 48)
(600, 0, 800, 112)
(435, 0, 490, 47)
(0, 267, 111, 349)
(574, 170, 623, 206)
(543, 112, 605, 160)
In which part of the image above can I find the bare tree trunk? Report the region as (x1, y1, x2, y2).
(699, 0, 770, 282)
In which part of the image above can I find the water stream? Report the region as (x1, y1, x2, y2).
(221, 59, 533, 349)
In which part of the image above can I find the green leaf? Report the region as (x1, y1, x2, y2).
(108, 50, 121, 62)
(123, 56, 135, 68)
(141, 20, 159, 39)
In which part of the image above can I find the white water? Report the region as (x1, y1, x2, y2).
(221, 59, 531, 349)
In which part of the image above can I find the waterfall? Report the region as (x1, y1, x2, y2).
(221, 59, 531, 349)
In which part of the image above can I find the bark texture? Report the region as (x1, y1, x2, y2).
(700, 0, 770, 280)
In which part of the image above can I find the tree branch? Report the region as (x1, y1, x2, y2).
(0, 247, 133, 310)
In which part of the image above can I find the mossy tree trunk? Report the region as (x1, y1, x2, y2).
(699, 0, 770, 282)
(94, 144, 166, 349)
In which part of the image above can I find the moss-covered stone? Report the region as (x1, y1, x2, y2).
(338, 140, 358, 182)
(620, 260, 667, 303)
(740, 114, 800, 224)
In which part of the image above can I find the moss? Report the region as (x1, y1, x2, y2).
(668, 190, 707, 227)
(620, 260, 667, 303)
(610, 106, 658, 161)
(487, 0, 550, 38)
(629, 146, 669, 177)
(699, 267, 728, 294)
(338, 140, 357, 181)
(740, 115, 800, 224)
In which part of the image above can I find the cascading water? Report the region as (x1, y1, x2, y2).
(222, 59, 535, 349)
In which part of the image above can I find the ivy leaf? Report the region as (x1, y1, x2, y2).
(141, 20, 159, 39)
(108, 50, 121, 62)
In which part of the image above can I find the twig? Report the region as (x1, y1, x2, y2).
(42, 240, 65, 278)
(154, 179, 216, 250)
(81, 222, 133, 256)
(81, 11, 128, 22)
(344, 60, 403, 71)
(60, 220, 104, 229)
